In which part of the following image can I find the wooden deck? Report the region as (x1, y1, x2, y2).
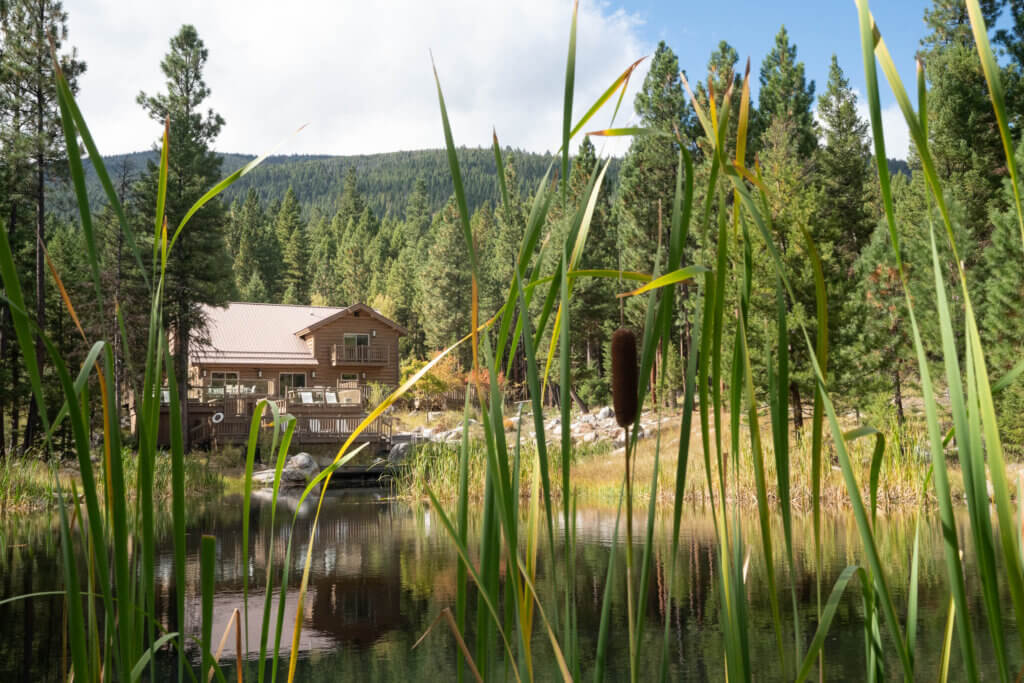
(171, 392, 393, 451)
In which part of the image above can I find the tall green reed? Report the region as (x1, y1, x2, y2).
(410, 0, 1024, 680)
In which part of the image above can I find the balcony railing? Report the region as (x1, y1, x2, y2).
(331, 343, 388, 365)
(186, 380, 271, 403)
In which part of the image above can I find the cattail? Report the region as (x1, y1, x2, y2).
(611, 328, 638, 429)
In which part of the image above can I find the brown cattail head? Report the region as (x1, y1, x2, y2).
(611, 328, 638, 429)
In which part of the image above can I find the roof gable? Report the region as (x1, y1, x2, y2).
(295, 303, 409, 337)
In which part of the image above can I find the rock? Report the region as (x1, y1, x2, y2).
(582, 431, 598, 444)
(597, 406, 614, 420)
(287, 452, 317, 473)
(389, 441, 414, 465)
(252, 452, 320, 490)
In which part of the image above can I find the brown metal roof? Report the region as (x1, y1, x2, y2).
(191, 302, 344, 366)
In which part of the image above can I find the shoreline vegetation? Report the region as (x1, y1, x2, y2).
(0, 450, 225, 513)
(391, 408, 982, 510)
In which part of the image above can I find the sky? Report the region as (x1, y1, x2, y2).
(64, 0, 950, 162)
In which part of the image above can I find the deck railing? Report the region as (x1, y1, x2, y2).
(291, 413, 393, 442)
(187, 381, 271, 403)
(331, 343, 388, 365)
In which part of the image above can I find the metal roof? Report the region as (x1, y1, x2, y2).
(191, 302, 344, 366)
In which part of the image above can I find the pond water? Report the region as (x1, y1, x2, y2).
(0, 489, 1019, 681)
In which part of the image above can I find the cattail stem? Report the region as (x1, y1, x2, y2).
(611, 327, 639, 682)
(624, 428, 636, 683)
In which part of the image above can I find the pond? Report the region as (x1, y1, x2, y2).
(0, 489, 1018, 681)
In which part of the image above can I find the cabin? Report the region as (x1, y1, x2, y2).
(161, 301, 406, 450)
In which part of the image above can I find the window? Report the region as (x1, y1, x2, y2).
(343, 334, 370, 361)
(343, 333, 369, 348)
(279, 373, 306, 391)
(210, 372, 238, 387)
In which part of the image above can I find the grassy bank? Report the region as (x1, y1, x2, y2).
(0, 450, 223, 514)
(393, 412, 962, 510)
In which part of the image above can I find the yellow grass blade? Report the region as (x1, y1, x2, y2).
(413, 608, 484, 683)
(286, 312, 502, 683)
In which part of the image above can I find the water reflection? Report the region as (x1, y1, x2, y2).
(0, 491, 1020, 681)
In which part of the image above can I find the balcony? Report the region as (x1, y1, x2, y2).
(331, 343, 388, 365)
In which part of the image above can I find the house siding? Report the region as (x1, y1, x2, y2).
(190, 310, 402, 393)
(306, 314, 402, 386)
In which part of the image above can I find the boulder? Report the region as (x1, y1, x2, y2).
(389, 441, 414, 465)
(597, 406, 614, 420)
(252, 452, 321, 490)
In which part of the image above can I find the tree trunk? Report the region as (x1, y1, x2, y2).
(568, 383, 589, 414)
(0, 303, 7, 459)
(789, 381, 804, 432)
(8, 341, 19, 453)
(893, 361, 905, 427)
(23, 146, 46, 451)
(176, 312, 191, 452)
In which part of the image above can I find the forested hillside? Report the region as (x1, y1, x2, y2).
(52, 148, 607, 219)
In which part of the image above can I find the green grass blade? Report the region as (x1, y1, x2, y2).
(796, 566, 863, 683)
(200, 535, 217, 683)
(52, 58, 149, 291)
(165, 347, 188, 683)
(938, 596, 956, 683)
(169, 128, 297, 254)
(455, 390, 472, 683)
(512, 260, 557, 564)
(130, 632, 180, 682)
(594, 483, 624, 683)
(425, 487, 522, 683)
(56, 482, 89, 682)
(561, 0, 578, 200)
(737, 312, 786, 671)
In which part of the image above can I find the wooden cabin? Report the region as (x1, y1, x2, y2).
(160, 302, 406, 450)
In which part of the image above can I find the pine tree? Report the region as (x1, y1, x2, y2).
(919, 0, 1005, 245)
(0, 0, 85, 448)
(615, 41, 697, 330)
(134, 24, 233, 449)
(758, 26, 816, 158)
(755, 114, 824, 428)
(274, 186, 303, 258)
(281, 221, 309, 304)
(241, 269, 269, 303)
(417, 197, 471, 363)
(982, 145, 1024, 455)
(229, 188, 271, 296)
(815, 56, 874, 399)
(308, 213, 335, 304)
(333, 205, 377, 305)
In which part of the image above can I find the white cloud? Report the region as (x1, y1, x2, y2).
(855, 95, 912, 162)
(814, 88, 911, 161)
(64, 0, 650, 159)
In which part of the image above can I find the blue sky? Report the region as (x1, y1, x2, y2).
(68, 1, 985, 160)
(620, 0, 933, 105)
